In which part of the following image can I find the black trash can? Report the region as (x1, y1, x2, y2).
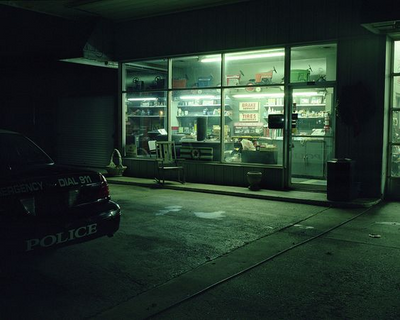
(327, 158, 356, 201)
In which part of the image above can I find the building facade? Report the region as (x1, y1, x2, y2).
(113, 0, 400, 199)
(3, 0, 399, 200)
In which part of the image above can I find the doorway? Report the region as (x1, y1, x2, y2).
(289, 87, 335, 191)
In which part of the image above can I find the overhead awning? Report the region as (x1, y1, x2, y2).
(362, 20, 400, 37)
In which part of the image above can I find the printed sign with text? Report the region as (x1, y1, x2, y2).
(239, 113, 259, 122)
(239, 102, 259, 111)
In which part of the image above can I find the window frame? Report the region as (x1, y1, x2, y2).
(121, 43, 337, 167)
(389, 39, 400, 178)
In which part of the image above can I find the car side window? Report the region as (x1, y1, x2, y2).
(0, 133, 53, 173)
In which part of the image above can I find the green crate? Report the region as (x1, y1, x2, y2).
(290, 69, 310, 83)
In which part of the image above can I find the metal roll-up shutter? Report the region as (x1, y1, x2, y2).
(56, 96, 115, 168)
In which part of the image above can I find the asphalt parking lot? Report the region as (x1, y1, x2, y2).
(1, 184, 399, 320)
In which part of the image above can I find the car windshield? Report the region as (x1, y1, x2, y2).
(0, 133, 53, 172)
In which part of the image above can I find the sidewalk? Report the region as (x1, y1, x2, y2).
(95, 183, 399, 320)
(106, 176, 380, 208)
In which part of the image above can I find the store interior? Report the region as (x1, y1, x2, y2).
(123, 45, 337, 184)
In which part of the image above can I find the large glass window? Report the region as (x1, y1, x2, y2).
(224, 48, 285, 86)
(290, 44, 337, 83)
(291, 88, 335, 181)
(124, 59, 168, 157)
(222, 48, 286, 165)
(391, 110, 400, 143)
(171, 55, 221, 89)
(390, 41, 400, 177)
(125, 60, 168, 91)
(125, 91, 167, 157)
(394, 41, 400, 74)
(122, 44, 336, 168)
(171, 89, 227, 161)
(393, 76, 400, 109)
(223, 86, 284, 165)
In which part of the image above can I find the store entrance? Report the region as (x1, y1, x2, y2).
(289, 87, 335, 191)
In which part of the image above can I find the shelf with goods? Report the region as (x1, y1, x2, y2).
(176, 106, 233, 121)
(263, 104, 284, 121)
(176, 104, 232, 116)
(177, 115, 233, 121)
(172, 96, 233, 137)
(126, 100, 166, 128)
(126, 104, 166, 117)
(125, 99, 167, 156)
(292, 91, 327, 115)
(292, 94, 330, 135)
(262, 94, 330, 135)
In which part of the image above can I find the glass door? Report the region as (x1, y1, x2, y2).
(289, 87, 335, 190)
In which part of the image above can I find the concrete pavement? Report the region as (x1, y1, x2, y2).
(106, 176, 380, 208)
(149, 201, 400, 320)
(93, 178, 399, 320)
(1, 179, 396, 320)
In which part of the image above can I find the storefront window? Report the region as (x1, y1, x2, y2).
(391, 146, 400, 177)
(171, 55, 221, 89)
(393, 76, 400, 108)
(125, 91, 167, 157)
(224, 48, 285, 86)
(123, 59, 168, 157)
(122, 43, 336, 169)
(124, 60, 168, 91)
(390, 41, 400, 177)
(290, 44, 337, 83)
(392, 110, 400, 143)
(291, 88, 335, 181)
(292, 88, 333, 135)
(224, 86, 284, 165)
(394, 41, 400, 74)
(171, 89, 225, 160)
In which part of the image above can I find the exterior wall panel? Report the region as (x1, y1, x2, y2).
(115, 0, 368, 62)
(56, 96, 116, 168)
(123, 158, 284, 189)
(336, 36, 387, 197)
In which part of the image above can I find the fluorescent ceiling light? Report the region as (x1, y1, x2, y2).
(293, 92, 325, 96)
(180, 95, 218, 100)
(127, 97, 158, 101)
(201, 52, 285, 63)
(232, 91, 323, 99)
(232, 93, 284, 99)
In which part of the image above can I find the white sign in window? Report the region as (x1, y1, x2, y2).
(239, 102, 259, 111)
(239, 113, 259, 122)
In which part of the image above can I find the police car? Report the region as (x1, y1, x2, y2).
(0, 130, 121, 254)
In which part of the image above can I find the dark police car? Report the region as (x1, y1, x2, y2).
(0, 130, 121, 254)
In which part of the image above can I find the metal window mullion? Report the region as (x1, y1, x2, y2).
(119, 62, 126, 153)
(388, 40, 398, 178)
(167, 58, 172, 141)
(220, 53, 225, 163)
(283, 46, 291, 185)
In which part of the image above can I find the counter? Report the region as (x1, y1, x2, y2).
(180, 141, 234, 161)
